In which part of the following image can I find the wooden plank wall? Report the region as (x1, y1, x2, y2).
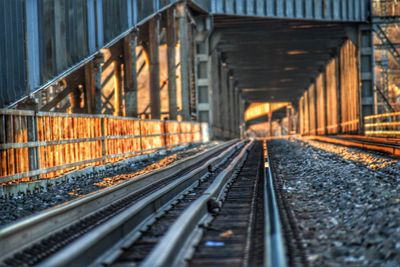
(299, 39, 360, 136)
(326, 58, 339, 134)
(0, 110, 203, 184)
(340, 40, 359, 133)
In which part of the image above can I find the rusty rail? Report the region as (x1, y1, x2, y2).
(365, 111, 400, 137)
(0, 109, 204, 184)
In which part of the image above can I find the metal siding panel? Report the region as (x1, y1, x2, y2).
(333, 0, 339, 19)
(133, 0, 138, 24)
(314, 0, 322, 19)
(348, 0, 353, 20)
(87, 0, 97, 53)
(286, 0, 293, 17)
(127, 0, 133, 27)
(214, 0, 223, 13)
(341, 0, 346, 20)
(0, 0, 26, 107)
(325, 0, 330, 19)
(266, 0, 275, 16)
(226, 0, 234, 14)
(96, 0, 104, 47)
(360, 0, 366, 20)
(305, 0, 312, 18)
(256, 0, 264, 16)
(246, 0, 255, 15)
(354, 0, 360, 21)
(295, 0, 304, 18)
(0, 1, 5, 103)
(276, 0, 284, 17)
(236, 0, 244, 15)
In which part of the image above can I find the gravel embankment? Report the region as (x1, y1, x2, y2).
(269, 139, 400, 267)
(0, 144, 211, 227)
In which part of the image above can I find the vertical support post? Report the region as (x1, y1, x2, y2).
(113, 60, 122, 116)
(20, 99, 40, 179)
(268, 103, 273, 137)
(149, 16, 161, 119)
(228, 75, 235, 138)
(167, 8, 178, 120)
(124, 32, 138, 117)
(187, 19, 196, 119)
(323, 70, 328, 135)
(210, 51, 220, 139)
(94, 54, 104, 114)
(239, 94, 245, 138)
(336, 51, 343, 134)
(101, 116, 106, 163)
(177, 2, 191, 120)
(69, 87, 82, 113)
(162, 120, 168, 148)
(358, 25, 375, 133)
(84, 62, 95, 113)
(221, 65, 229, 138)
(286, 105, 291, 135)
(233, 87, 239, 137)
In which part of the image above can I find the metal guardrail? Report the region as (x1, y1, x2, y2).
(365, 112, 400, 137)
(0, 109, 205, 183)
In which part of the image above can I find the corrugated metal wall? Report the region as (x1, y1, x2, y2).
(0, 0, 27, 107)
(208, 0, 368, 22)
(103, 0, 129, 43)
(1, 0, 183, 108)
(299, 40, 360, 135)
(138, 0, 155, 21)
(38, 0, 89, 82)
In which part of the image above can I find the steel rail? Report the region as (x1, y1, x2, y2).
(141, 140, 254, 267)
(264, 141, 288, 267)
(32, 140, 246, 267)
(0, 140, 239, 263)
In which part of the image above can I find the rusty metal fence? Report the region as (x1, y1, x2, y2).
(0, 109, 203, 184)
(364, 112, 400, 137)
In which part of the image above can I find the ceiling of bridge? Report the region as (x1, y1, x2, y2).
(212, 16, 354, 103)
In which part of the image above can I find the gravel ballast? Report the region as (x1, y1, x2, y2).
(269, 139, 400, 267)
(0, 144, 212, 227)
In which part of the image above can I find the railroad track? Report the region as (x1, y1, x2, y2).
(0, 140, 242, 266)
(139, 141, 287, 267)
(309, 135, 400, 156)
(1, 140, 291, 267)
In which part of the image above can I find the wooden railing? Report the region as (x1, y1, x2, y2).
(0, 109, 204, 184)
(365, 112, 400, 137)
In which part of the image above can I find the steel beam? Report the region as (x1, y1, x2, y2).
(94, 54, 104, 114)
(178, 3, 191, 121)
(167, 8, 178, 120)
(149, 17, 161, 119)
(358, 25, 375, 130)
(124, 33, 138, 117)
